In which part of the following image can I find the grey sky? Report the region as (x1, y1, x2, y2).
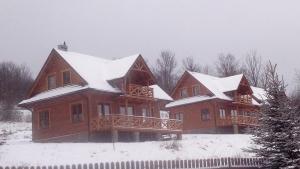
(0, 0, 299, 91)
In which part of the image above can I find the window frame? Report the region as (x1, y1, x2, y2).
(219, 109, 226, 119)
(192, 85, 200, 96)
(47, 73, 56, 90)
(38, 109, 50, 129)
(70, 102, 84, 124)
(97, 103, 111, 117)
(201, 109, 211, 121)
(62, 70, 71, 86)
(119, 105, 134, 116)
(180, 87, 188, 98)
(175, 112, 184, 121)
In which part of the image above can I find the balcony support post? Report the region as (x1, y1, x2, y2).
(176, 133, 182, 140)
(155, 133, 162, 141)
(233, 124, 239, 134)
(133, 131, 140, 142)
(112, 129, 118, 142)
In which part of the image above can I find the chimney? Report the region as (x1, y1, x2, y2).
(57, 41, 68, 51)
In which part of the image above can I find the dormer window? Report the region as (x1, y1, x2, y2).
(180, 88, 188, 98)
(47, 75, 56, 90)
(62, 71, 71, 86)
(192, 86, 200, 96)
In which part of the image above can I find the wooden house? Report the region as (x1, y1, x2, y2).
(19, 48, 182, 142)
(166, 71, 266, 134)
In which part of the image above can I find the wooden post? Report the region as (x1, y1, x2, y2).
(133, 131, 140, 142)
(112, 129, 118, 142)
(233, 124, 239, 134)
(125, 98, 128, 115)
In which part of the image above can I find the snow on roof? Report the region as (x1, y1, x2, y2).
(218, 74, 244, 92)
(187, 71, 233, 101)
(55, 49, 139, 92)
(251, 86, 267, 101)
(150, 85, 173, 101)
(166, 95, 217, 108)
(19, 85, 88, 105)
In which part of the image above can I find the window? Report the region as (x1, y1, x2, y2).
(71, 103, 83, 123)
(119, 106, 134, 116)
(180, 88, 188, 98)
(39, 111, 49, 129)
(231, 110, 238, 117)
(192, 86, 200, 96)
(47, 75, 56, 90)
(201, 109, 210, 121)
(142, 108, 147, 117)
(97, 103, 110, 117)
(175, 113, 183, 121)
(62, 71, 71, 85)
(219, 109, 226, 119)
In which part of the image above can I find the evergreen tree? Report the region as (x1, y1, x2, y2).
(251, 62, 300, 169)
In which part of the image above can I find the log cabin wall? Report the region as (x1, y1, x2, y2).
(172, 74, 212, 100)
(31, 92, 89, 142)
(30, 52, 86, 97)
(168, 100, 217, 134)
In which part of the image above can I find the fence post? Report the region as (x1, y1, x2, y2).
(125, 161, 130, 169)
(140, 161, 145, 169)
(135, 161, 140, 169)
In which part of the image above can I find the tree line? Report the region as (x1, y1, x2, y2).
(152, 50, 277, 94)
(0, 62, 33, 120)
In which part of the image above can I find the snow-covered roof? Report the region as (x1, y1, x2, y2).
(19, 85, 88, 105)
(150, 85, 173, 101)
(166, 95, 217, 108)
(187, 71, 244, 101)
(251, 86, 267, 101)
(56, 49, 139, 93)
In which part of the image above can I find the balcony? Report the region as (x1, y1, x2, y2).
(126, 84, 154, 99)
(90, 114, 182, 133)
(216, 115, 258, 126)
(233, 95, 252, 104)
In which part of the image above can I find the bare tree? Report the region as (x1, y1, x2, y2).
(215, 53, 241, 77)
(0, 62, 33, 120)
(152, 50, 178, 94)
(182, 56, 202, 72)
(243, 50, 263, 87)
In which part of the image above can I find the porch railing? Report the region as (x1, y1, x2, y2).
(90, 114, 182, 132)
(234, 95, 252, 104)
(216, 115, 258, 126)
(126, 84, 154, 98)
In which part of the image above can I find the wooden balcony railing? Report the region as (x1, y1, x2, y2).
(90, 114, 182, 133)
(234, 95, 252, 104)
(127, 84, 154, 99)
(217, 115, 258, 126)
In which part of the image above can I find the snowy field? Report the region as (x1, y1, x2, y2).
(0, 122, 256, 166)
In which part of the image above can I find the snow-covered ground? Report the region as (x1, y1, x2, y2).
(0, 122, 256, 166)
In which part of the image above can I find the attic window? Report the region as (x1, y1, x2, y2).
(62, 71, 71, 85)
(192, 86, 200, 96)
(47, 75, 56, 90)
(180, 88, 188, 98)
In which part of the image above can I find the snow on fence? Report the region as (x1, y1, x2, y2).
(0, 157, 263, 169)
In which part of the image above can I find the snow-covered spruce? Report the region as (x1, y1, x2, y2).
(250, 62, 300, 169)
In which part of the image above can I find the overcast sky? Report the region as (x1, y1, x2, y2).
(0, 0, 299, 91)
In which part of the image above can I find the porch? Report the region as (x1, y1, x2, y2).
(216, 115, 258, 127)
(90, 114, 182, 132)
(90, 114, 183, 142)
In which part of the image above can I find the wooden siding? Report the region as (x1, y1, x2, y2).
(168, 100, 218, 133)
(172, 73, 212, 100)
(32, 93, 89, 141)
(30, 52, 86, 97)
